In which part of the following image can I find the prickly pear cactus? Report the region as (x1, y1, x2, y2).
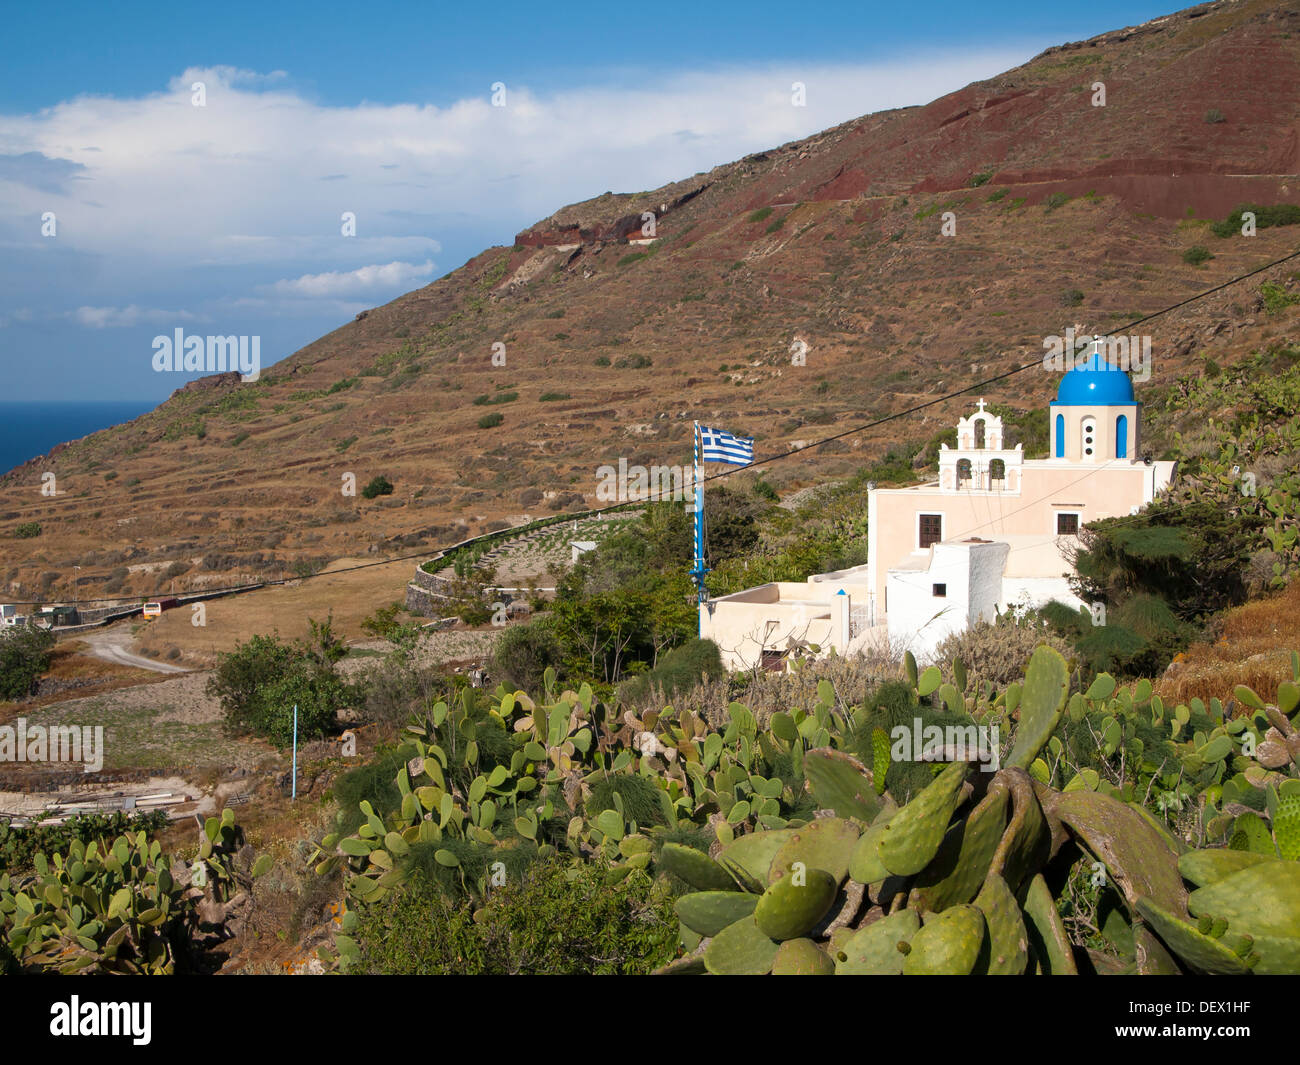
(656, 643, 1300, 975)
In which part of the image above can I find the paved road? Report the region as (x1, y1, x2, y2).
(79, 628, 191, 674)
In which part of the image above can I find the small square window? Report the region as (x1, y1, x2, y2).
(1056, 513, 1080, 536)
(932, 583, 947, 597)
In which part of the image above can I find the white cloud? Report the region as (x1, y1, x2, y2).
(73, 305, 200, 328)
(0, 48, 1039, 335)
(268, 259, 435, 297)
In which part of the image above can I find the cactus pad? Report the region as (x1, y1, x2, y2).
(1188, 861, 1300, 938)
(985, 768, 1049, 893)
(769, 817, 860, 886)
(909, 786, 1009, 913)
(973, 872, 1028, 975)
(1229, 811, 1278, 856)
(1135, 896, 1253, 975)
(1178, 848, 1272, 888)
(702, 914, 780, 975)
(659, 843, 739, 892)
(848, 805, 898, 885)
(834, 908, 921, 975)
(902, 905, 986, 975)
(1274, 794, 1300, 861)
(674, 891, 759, 937)
(716, 829, 795, 890)
(771, 937, 836, 975)
(1022, 873, 1077, 974)
(1005, 645, 1071, 770)
(878, 760, 969, 877)
(754, 869, 838, 940)
(802, 749, 882, 822)
(1046, 789, 1187, 914)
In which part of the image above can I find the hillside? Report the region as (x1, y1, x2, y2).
(3, 0, 1300, 634)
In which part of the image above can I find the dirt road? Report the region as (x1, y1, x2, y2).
(79, 628, 191, 674)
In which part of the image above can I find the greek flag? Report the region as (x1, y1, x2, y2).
(700, 426, 754, 466)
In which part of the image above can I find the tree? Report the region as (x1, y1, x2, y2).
(361, 475, 394, 499)
(490, 617, 564, 692)
(207, 616, 349, 747)
(1067, 500, 1263, 622)
(0, 627, 56, 700)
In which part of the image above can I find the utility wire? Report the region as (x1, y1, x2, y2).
(10, 245, 1299, 607)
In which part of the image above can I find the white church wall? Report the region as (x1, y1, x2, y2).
(999, 576, 1084, 616)
(886, 541, 1008, 663)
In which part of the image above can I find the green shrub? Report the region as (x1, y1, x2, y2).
(361, 475, 394, 499)
(986, 188, 1007, 203)
(587, 773, 669, 826)
(747, 207, 773, 223)
(1182, 245, 1213, 266)
(1211, 203, 1300, 237)
(1205, 108, 1225, 124)
(1261, 281, 1300, 315)
(0, 626, 56, 700)
(539, 391, 570, 401)
(844, 680, 971, 802)
(765, 215, 786, 234)
(14, 522, 41, 539)
(969, 170, 993, 187)
(932, 617, 1074, 689)
(618, 638, 723, 705)
(614, 354, 652, 369)
(1045, 193, 1070, 211)
(593, 356, 611, 367)
(490, 618, 564, 692)
(351, 859, 677, 975)
(206, 618, 348, 747)
(617, 252, 648, 267)
(1060, 288, 1085, 307)
(331, 745, 418, 834)
(477, 412, 504, 429)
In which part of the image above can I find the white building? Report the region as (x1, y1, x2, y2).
(700, 356, 1176, 669)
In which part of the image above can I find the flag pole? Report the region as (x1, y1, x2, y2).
(690, 422, 709, 630)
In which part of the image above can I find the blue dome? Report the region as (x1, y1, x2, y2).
(1054, 353, 1136, 405)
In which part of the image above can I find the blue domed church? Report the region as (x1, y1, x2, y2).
(1049, 352, 1141, 461)
(700, 357, 1179, 672)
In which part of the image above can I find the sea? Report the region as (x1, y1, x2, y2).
(0, 401, 156, 476)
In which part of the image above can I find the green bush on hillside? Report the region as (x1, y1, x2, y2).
(618, 638, 723, 706)
(351, 859, 676, 975)
(206, 617, 349, 747)
(490, 617, 564, 693)
(1211, 203, 1300, 237)
(361, 475, 394, 499)
(0, 626, 55, 700)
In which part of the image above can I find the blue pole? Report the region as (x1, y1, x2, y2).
(292, 703, 298, 801)
(690, 422, 709, 630)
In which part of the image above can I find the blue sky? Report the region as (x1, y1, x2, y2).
(0, 0, 1177, 402)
